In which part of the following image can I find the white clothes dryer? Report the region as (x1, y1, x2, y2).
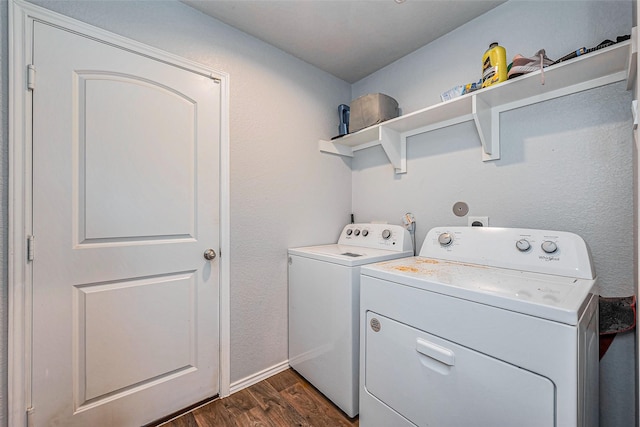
(288, 223, 413, 417)
(359, 226, 598, 427)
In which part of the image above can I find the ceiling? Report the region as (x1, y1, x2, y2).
(182, 0, 506, 83)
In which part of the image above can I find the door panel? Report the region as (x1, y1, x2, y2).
(80, 73, 196, 241)
(31, 21, 220, 426)
(79, 273, 194, 403)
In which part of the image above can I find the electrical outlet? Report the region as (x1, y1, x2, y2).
(468, 216, 489, 227)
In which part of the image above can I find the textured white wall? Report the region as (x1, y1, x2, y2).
(0, 2, 351, 422)
(351, 1, 635, 426)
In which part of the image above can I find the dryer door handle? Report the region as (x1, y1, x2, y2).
(416, 338, 455, 366)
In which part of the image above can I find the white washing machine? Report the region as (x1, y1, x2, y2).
(288, 223, 413, 417)
(359, 226, 599, 427)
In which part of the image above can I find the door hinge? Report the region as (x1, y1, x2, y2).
(26, 406, 34, 427)
(27, 236, 35, 262)
(27, 64, 36, 91)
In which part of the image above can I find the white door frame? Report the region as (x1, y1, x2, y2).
(8, 1, 231, 425)
(636, 3, 640, 427)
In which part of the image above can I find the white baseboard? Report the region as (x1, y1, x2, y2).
(228, 360, 290, 395)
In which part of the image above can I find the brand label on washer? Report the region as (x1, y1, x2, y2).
(370, 318, 381, 332)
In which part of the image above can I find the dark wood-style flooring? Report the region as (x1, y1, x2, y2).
(161, 369, 359, 427)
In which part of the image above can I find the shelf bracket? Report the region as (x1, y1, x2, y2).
(379, 126, 406, 174)
(318, 139, 354, 157)
(472, 95, 500, 161)
(627, 26, 637, 91)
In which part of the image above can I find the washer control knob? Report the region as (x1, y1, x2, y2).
(354, 229, 361, 236)
(346, 229, 353, 236)
(362, 229, 369, 237)
(541, 240, 558, 254)
(438, 232, 453, 246)
(515, 239, 531, 252)
(381, 229, 392, 240)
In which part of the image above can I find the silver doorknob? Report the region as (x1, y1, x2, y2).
(204, 249, 217, 260)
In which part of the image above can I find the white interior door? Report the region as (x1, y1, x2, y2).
(30, 20, 220, 426)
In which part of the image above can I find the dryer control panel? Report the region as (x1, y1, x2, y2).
(420, 227, 594, 279)
(339, 223, 412, 252)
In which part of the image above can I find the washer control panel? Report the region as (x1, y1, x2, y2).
(425, 226, 594, 279)
(338, 223, 412, 252)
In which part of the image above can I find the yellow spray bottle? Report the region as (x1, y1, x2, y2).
(481, 42, 507, 88)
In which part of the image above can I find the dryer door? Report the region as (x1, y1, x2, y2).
(364, 311, 555, 427)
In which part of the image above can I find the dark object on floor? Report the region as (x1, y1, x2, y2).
(599, 295, 636, 359)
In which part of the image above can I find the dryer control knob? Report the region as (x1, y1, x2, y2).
(438, 232, 453, 246)
(362, 229, 369, 237)
(541, 240, 558, 254)
(381, 229, 392, 240)
(354, 229, 361, 236)
(346, 229, 353, 236)
(515, 239, 531, 252)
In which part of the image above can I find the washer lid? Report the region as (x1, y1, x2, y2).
(361, 257, 596, 325)
(289, 244, 413, 267)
